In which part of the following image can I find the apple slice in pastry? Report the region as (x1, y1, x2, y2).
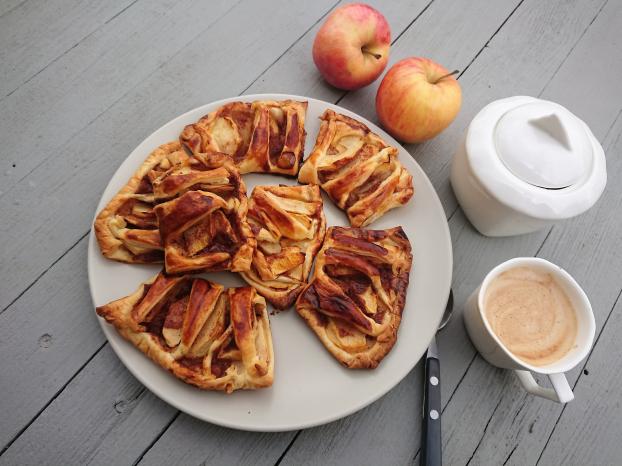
(154, 188, 255, 274)
(240, 184, 326, 309)
(180, 100, 308, 176)
(94, 142, 189, 264)
(96, 272, 274, 393)
(298, 109, 414, 227)
(296, 226, 413, 368)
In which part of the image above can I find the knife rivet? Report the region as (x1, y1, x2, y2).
(430, 410, 439, 420)
(430, 376, 439, 386)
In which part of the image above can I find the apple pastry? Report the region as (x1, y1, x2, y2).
(240, 184, 326, 309)
(151, 151, 246, 203)
(96, 272, 274, 392)
(94, 142, 189, 263)
(296, 226, 412, 368)
(298, 109, 414, 227)
(154, 188, 255, 274)
(180, 100, 308, 176)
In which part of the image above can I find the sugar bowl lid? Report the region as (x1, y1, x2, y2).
(466, 96, 607, 220)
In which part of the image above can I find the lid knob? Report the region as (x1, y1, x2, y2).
(494, 102, 593, 189)
(529, 113, 571, 150)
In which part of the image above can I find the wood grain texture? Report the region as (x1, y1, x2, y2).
(0, 0, 26, 18)
(0, 0, 235, 197)
(284, 0, 618, 464)
(0, 0, 336, 312)
(0, 346, 177, 466)
(1, 0, 620, 464)
(0, 0, 339, 458)
(414, 1, 622, 465)
(137, 415, 296, 466)
(0, 0, 137, 98)
(0, 238, 106, 449)
(537, 285, 622, 465)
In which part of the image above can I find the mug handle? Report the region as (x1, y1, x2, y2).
(514, 371, 574, 403)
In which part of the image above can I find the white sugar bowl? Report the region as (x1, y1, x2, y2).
(450, 96, 607, 237)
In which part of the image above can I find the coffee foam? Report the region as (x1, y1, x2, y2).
(484, 266, 578, 366)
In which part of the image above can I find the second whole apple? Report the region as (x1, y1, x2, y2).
(376, 57, 462, 143)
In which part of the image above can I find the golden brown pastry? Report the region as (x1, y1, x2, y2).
(240, 184, 326, 309)
(94, 142, 189, 263)
(296, 226, 412, 369)
(298, 109, 414, 227)
(96, 272, 274, 392)
(151, 151, 247, 203)
(180, 100, 308, 176)
(154, 188, 255, 274)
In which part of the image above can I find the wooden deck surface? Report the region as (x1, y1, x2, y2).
(1, 0, 621, 464)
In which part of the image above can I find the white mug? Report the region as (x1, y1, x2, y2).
(463, 257, 595, 403)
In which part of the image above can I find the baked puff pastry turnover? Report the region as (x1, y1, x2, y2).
(240, 184, 326, 310)
(154, 186, 255, 274)
(298, 110, 414, 227)
(94, 142, 189, 263)
(96, 272, 274, 392)
(296, 226, 412, 369)
(180, 100, 308, 176)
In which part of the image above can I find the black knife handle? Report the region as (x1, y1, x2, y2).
(421, 356, 441, 466)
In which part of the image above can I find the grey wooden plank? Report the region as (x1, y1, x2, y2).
(0, 237, 106, 449)
(244, 0, 432, 100)
(0, 0, 137, 98)
(443, 110, 622, 465)
(283, 0, 616, 464)
(139, 2, 526, 465)
(537, 294, 622, 464)
(0, 0, 25, 18)
(0, 345, 178, 466)
(409, 1, 622, 464)
(0, 0, 440, 462)
(1, 1, 620, 464)
(340, 0, 610, 219)
(0, 0, 336, 313)
(137, 415, 296, 466)
(0, 0, 235, 207)
(0, 0, 339, 456)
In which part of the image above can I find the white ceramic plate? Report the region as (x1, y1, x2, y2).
(88, 94, 452, 431)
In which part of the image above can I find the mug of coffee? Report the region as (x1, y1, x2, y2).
(464, 257, 595, 403)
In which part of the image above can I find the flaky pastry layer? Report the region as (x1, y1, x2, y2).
(240, 184, 326, 309)
(96, 272, 274, 393)
(298, 110, 413, 227)
(296, 226, 412, 369)
(180, 100, 308, 176)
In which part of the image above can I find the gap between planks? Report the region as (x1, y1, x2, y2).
(2, 0, 140, 101)
(0, 0, 339, 460)
(0, 0, 245, 199)
(0, 340, 107, 456)
(534, 286, 622, 466)
(0, 0, 535, 462)
(437, 83, 622, 464)
(4, 0, 590, 462)
(411, 0, 613, 461)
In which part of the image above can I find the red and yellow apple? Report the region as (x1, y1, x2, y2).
(376, 57, 462, 143)
(313, 3, 391, 91)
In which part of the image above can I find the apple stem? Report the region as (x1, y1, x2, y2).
(361, 47, 382, 60)
(434, 69, 460, 83)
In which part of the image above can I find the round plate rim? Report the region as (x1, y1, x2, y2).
(87, 93, 452, 432)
